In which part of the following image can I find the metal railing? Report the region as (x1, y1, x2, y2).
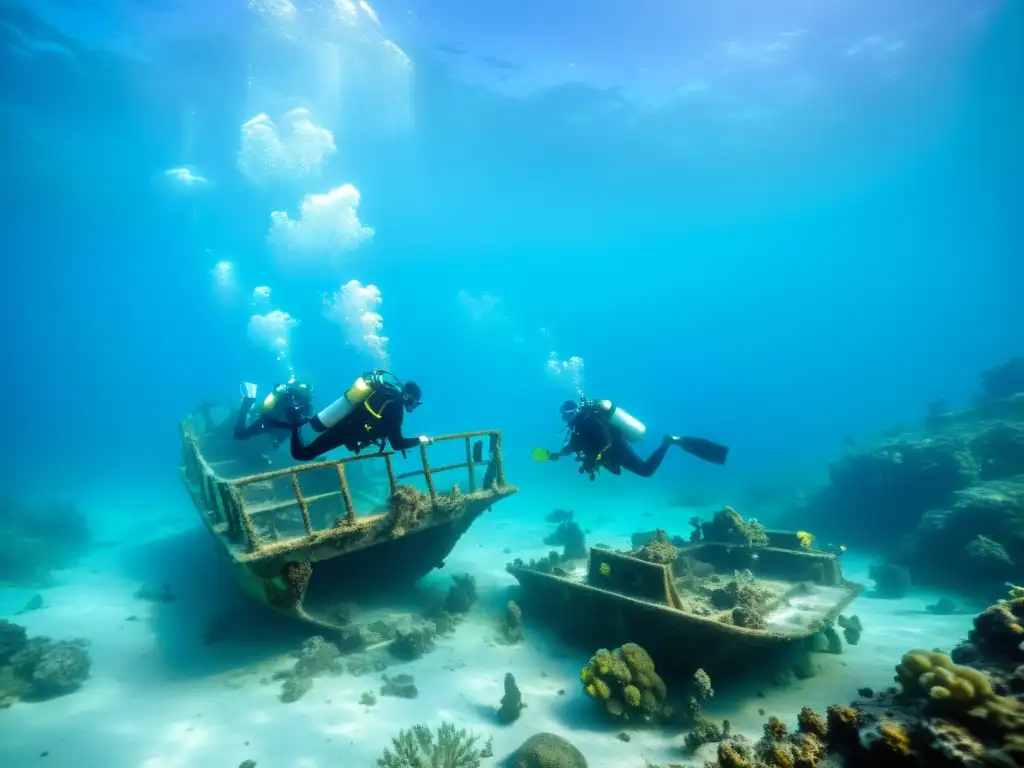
(181, 426, 506, 554)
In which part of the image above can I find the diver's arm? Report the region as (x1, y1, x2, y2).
(383, 410, 422, 452)
(290, 424, 345, 462)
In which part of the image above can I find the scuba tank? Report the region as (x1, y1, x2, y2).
(314, 370, 404, 431)
(315, 376, 374, 430)
(589, 398, 646, 443)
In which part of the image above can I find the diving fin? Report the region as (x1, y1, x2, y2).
(531, 447, 551, 462)
(677, 436, 729, 466)
(240, 381, 258, 399)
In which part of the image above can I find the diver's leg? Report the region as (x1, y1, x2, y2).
(291, 424, 352, 462)
(616, 437, 671, 478)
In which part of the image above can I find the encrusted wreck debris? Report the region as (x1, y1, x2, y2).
(179, 403, 517, 630)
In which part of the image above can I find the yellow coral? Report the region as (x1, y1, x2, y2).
(878, 722, 911, 755)
(796, 531, 814, 549)
(581, 667, 592, 684)
(623, 685, 641, 707)
(585, 683, 597, 699)
(1009, 585, 1024, 600)
(592, 679, 611, 700)
(599, 562, 611, 577)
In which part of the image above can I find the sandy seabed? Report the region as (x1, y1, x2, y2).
(0, 484, 984, 768)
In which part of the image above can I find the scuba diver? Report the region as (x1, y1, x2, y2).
(234, 378, 314, 449)
(288, 370, 432, 462)
(533, 397, 729, 481)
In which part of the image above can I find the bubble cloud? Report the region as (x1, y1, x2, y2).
(268, 183, 374, 260)
(252, 286, 272, 304)
(546, 351, 586, 396)
(237, 108, 336, 185)
(248, 309, 300, 367)
(323, 280, 389, 365)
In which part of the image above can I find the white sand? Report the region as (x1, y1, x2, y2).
(0, 486, 985, 767)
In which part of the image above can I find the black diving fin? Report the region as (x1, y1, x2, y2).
(678, 437, 729, 466)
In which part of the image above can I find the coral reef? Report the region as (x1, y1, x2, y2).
(376, 722, 483, 768)
(277, 635, 342, 702)
(381, 673, 419, 698)
(500, 601, 524, 644)
(498, 672, 525, 724)
(702, 507, 769, 548)
(703, 594, 1024, 768)
(779, 361, 1024, 589)
(544, 521, 587, 560)
(511, 733, 587, 768)
(633, 529, 679, 566)
(0, 501, 92, 586)
(580, 643, 668, 720)
(389, 625, 437, 660)
(709, 570, 774, 629)
(0, 620, 91, 707)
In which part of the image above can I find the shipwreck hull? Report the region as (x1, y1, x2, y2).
(179, 402, 517, 630)
(508, 541, 861, 678)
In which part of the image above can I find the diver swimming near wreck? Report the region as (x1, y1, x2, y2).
(533, 397, 729, 481)
(287, 370, 433, 461)
(234, 377, 314, 449)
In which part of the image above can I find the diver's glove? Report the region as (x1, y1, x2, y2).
(240, 382, 258, 400)
(418, 435, 435, 446)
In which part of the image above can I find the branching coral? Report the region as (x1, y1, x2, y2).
(580, 643, 667, 720)
(376, 723, 483, 768)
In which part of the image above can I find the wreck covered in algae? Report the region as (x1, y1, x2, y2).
(179, 402, 518, 629)
(508, 511, 861, 676)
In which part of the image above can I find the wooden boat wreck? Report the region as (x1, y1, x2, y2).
(506, 521, 862, 677)
(179, 402, 518, 630)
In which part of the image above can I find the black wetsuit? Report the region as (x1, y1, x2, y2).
(290, 384, 420, 462)
(233, 397, 298, 447)
(556, 411, 673, 479)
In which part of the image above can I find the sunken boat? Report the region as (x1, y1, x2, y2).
(507, 509, 862, 676)
(179, 402, 518, 630)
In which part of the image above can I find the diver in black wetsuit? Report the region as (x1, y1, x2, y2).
(234, 379, 314, 449)
(538, 398, 729, 481)
(288, 371, 432, 462)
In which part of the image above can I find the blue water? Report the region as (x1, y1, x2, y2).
(0, 0, 1022, 764)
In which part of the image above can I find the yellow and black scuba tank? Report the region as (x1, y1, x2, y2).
(315, 370, 404, 437)
(261, 379, 313, 420)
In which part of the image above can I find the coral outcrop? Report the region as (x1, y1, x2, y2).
(702, 507, 769, 548)
(702, 594, 1024, 768)
(0, 620, 91, 707)
(580, 642, 668, 720)
(500, 601, 524, 644)
(544, 521, 587, 560)
(277, 635, 343, 703)
(498, 672, 525, 724)
(511, 733, 587, 768)
(780, 359, 1024, 589)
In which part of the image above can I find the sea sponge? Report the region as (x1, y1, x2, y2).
(599, 562, 611, 577)
(634, 529, 678, 565)
(875, 721, 911, 756)
(796, 531, 814, 549)
(796, 707, 828, 739)
(580, 643, 666, 720)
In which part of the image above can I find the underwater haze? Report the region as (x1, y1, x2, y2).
(1, 0, 1024, 766)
